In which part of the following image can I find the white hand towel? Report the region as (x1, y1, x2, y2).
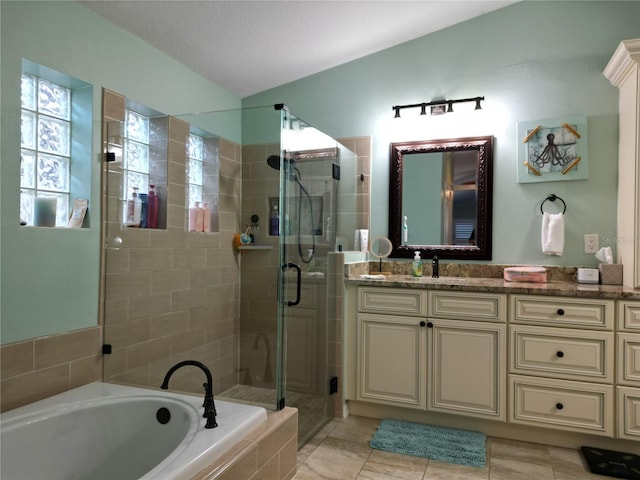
(541, 212, 564, 256)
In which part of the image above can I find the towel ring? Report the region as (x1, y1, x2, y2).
(540, 194, 566, 214)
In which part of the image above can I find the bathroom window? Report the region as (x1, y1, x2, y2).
(186, 129, 219, 232)
(20, 74, 71, 226)
(120, 105, 168, 228)
(123, 109, 150, 205)
(20, 62, 92, 227)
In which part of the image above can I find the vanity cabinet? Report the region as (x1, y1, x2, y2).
(426, 291, 506, 420)
(356, 288, 427, 408)
(617, 301, 640, 440)
(354, 288, 506, 419)
(508, 295, 615, 437)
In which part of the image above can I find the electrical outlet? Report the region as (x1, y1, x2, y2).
(584, 234, 599, 254)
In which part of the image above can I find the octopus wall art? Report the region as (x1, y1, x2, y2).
(517, 115, 588, 183)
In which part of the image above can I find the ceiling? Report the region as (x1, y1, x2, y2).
(79, 0, 518, 98)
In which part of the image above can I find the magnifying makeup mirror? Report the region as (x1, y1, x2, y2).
(370, 236, 393, 274)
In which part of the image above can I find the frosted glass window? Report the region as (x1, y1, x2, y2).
(122, 109, 150, 208)
(38, 78, 70, 120)
(38, 116, 70, 156)
(20, 72, 71, 226)
(187, 134, 204, 208)
(21, 73, 36, 110)
(37, 154, 69, 192)
(124, 139, 149, 173)
(126, 110, 149, 143)
(21, 111, 36, 149)
(20, 150, 36, 188)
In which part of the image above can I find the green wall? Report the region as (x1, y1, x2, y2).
(1, 1, 242, 343)
(244, 1, 640, 266)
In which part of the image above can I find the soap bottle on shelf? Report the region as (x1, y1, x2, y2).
(147, 184, 159, 228)
(124, 187, 142, 227)
(139, 193, 148, 228)
(270, 203, 279, 236)
(189, 201, 203, 232)
(412, 251, 423, 277)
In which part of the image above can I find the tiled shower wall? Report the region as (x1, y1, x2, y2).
(101, 89, 242, 395)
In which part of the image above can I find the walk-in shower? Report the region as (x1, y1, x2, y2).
(102, 102, 358, 448)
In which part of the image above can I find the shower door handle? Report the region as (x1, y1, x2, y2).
(281, 262, 301, 307)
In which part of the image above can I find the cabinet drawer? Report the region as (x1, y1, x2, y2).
(617, 333, 640, 385)
(617, 386, 640, 440)
(618, 301, 640, 331)
(509, 375, 613, 436)
(510, 325, 613, 382)
(358, 287, 427, 316)
(428, 291, 506, 322)
(510, 295, 614, 329)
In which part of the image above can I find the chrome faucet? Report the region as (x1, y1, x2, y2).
(161, 360, 218, 429)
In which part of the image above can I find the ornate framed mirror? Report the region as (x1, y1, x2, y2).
(389, 135, 493, 260)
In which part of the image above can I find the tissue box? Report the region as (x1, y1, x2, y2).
(599, 263, 623, 285)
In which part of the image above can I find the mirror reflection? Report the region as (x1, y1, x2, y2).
(389, 136, 493, 260)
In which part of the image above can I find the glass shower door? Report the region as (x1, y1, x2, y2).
(278, 109, 340, 445)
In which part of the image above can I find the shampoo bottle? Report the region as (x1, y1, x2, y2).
(147, 184, 159, 229)
(270, 204, 279, 236)
(412, 251, 423, 277)
(132, 187, 142, 227)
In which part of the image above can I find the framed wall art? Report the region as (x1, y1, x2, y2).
(516, 115, 588, 183)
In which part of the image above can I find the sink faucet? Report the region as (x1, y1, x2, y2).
(432, 255, 439, 278)
(161, 360, 218, 429)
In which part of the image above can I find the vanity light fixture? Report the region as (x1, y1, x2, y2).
(392, 96, 484, 118)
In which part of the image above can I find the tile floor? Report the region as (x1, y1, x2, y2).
(293, 415, 606, 480)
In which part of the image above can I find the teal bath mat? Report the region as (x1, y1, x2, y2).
(370, 419, 486, 468)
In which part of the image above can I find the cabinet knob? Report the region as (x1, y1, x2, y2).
(420, 321, 426, 327)
(427, 322, 434, 328)
(556, 351, 564, 358)
(557, 308, 565, 316)
(555, 402, 564, 410)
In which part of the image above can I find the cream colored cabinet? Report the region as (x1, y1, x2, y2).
(356, 312, 427, 408)
(616, 300, 640, 440)
(427, 318, 506, 420)
(604, 39, 640, 287)
(426, 291, 507, 420)
(509, 295, 615, 437)
(355, 288, 428, 408)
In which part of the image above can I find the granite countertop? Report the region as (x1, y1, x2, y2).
(345, 274, 640, 300)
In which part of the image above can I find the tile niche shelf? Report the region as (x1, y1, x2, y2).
(238, 245, 273, 250)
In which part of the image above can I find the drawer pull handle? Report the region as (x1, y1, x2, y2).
(556, 351, 564, 358)
(420, 321, 426, 327)
(427, 322, 434, 328)
(556, 402, 564, 410)
(557, 309, 565, 316)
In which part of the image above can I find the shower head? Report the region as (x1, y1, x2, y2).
(266, 155, 294, 171)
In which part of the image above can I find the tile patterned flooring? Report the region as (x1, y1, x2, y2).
(293, 415, 607, 480)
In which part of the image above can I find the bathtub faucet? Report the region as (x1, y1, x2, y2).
(161, 360, 218, 429)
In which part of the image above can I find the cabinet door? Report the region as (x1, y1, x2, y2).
(428, 319, 506, 420)
(617, 386, 640, 440)
(357, 313, 426, 408)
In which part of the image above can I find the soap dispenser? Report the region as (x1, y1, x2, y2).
(412, 251, 423, 277)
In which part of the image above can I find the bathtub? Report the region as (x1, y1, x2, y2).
(0, 382, 267, 480)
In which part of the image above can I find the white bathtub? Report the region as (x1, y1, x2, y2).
(0, 382, 267, 480)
